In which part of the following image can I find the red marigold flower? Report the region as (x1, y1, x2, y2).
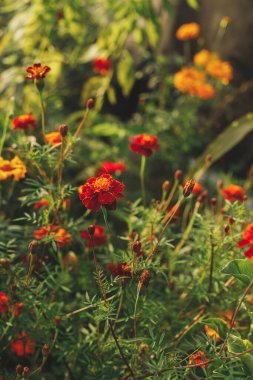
(189, 350, 208, 368)
(45, 132, 62, 146)
(0, 292, 10, 313)
(129, 134, 160, 157)
(11, 332, 35, 357)
(12, 114, 37, 131)
(79, 173, 124, 212)
(96, 161, 128, 176)
(34, 225, 71, 247)
(33, 198, 50, 209)
(26, 63, 51, 80)
(80, 225, 108, 248)
(93, 58, 112, 75)
(238, 224, 253, 258)
(13, 302, 24, 317)
(106, 263, 132, 278)
(221, 184, 245, 202)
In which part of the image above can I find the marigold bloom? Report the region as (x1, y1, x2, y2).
(221, 184, 245, 202)
(194, 49, 213, 67)
(206, 59, 233, 84)
(12, 114, 37, 131)
(33, 199, 50, 209)
(34, 225, 71, 247)
(13, 302, 24, 317)
(173, 67, 207, 97)
(45, 132, 62, 146)
(204, 325, 221, 343)
(26, 63, 51, 80)
(195, 82, 215, 99)
(238, 224, 253, 259)
(176, 22, 200, 41)
(192, 182, 203, 194)
(189, 350, 208, 368)
(0, 292, 10, 313)
(0, 156, 26, 181)
(130, 134, 160, 157)
(106, 262, 132, 278)
(97, 161, 128, 176)
(79, 173, 124, 212)
(80, 225, 108, 248)
(11, 333, 35, 357)
(93, 58, 112, 75)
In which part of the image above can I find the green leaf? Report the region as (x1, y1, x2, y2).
(221, 259, 253, 284)
(146, 20, 159, 49)
(228, 334, 253, 375)
(190, 113, 253, 177)
(187, 0, 199, 10)
(117, 50, 135, 97)
(201, 318, 228, 339)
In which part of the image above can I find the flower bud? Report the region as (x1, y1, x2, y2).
(0, 258, 10, 269)
(210, 197, 217, 206)
(54, 315, 62, 326)
(42, 343, 50, 356)
(224, 224, 230, 234)
(228, 216, 235, 225)
(59, 124, 68, 137)
(86, 98, 95, 109)
(16, 364, 24, 375)
(162, 180, 170, 191)
(174, 169, 183, 181)
(88, 225, 95, 237)
(132, 241, 142, 253)
(182, 179, 195, 198)
(138, 270, 151, 288)
(205, 154, 212, 162)
(23, 367, 30, 377)
(28, 240, 39, 254)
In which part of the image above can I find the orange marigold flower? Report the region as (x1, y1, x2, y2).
(206, 59, 233, 84)
(79, 173, 124, 212)
(97, 161, 128, 176)
(194, 49, 214, 67)
(192, 182, 203, 194)
(33, 199, 50, 209)
(204, 325, 221, 343)
(26, 63, 51, 80)
(0, 292, 10, 313)
(45, 132, 62, 146)
(195, 82, 215, 99)
(93, 58, 112, 75)
(189, 350, 208, 368)
(221, 184, 245, 202)
(0, 156, 26, 181)
(12, 114, 37, 131)
(129, 134, 160, 157)
(173, 67, 205, 96)
(176, 22, 200, 41)
(34, 225, 71, 247)
(80, 225, 108, 248)
(238, 224, 253, 259)
(11, 332, 35, 357)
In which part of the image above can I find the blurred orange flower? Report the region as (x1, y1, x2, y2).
(12, 114, 37, 131)
(204, 325, 221, 343)
(0, 156, 26, 181)
(33, 199, 50, 209)
(34, 225, 71, 247)
(176, 22, 200, 41)
(26, 63, 51, 80)
(206, 59, 233, 84)
(45, 132, 62, 146)
(221, 184, 245, 202)
(238, 224, 253, 259)
(174, 68, 214, 99)
(194, 49, 214, 67)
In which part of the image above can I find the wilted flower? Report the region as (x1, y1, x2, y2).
(189, 350, 208, 368)
(176, 22, 200, 41)
(0, 156, 26, 181)
(238, 224, 253, 259)
(130, 134, 160, 157)
(93, 58, 112, 75)
(221, 184, 245, 202)
(206, 59, 233, 84)
(80, 225, 108, 248)
(11, 333, 35, 357)
(45, 132, 62, 146)
(34, 225, 71, 247)
(26, 63, 51, 80)
(79, 173, 124, 212)
(12, 114, 37, 131)
(97, 161, 128, 176)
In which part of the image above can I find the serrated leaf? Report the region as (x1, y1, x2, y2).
(221, 259, 253, 284)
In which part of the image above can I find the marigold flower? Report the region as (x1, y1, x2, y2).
(13, 302, 24, 317)
(0, 156, 26, 181)
(12, 114, 37, 131)
(26, 63, 51, 80)
(34, 225, 71, 247)
(11, 333, 35, 357)
(93, 58, 112, 75)
(45, 132, 62, 146)
(204, 325, 221, 343)
(106, 262, 132, 278)
(194, 49, 213, 67)
(130, 134, 160, 157)
(79, 173, 124, 212)
(0, 292, 10, 313)
(192, 182, 203, 194)
(221, 184, 245, 202)
(80, 225, 108, 248)
(238, 224, 253, 259)
(206, 59, 233, 84)
(176, 22, 200, 41)
(189, 350, 208, 368)
(173, 67, 206, 97)
(195, 82, 215, 99)
(97, 161, 128, 176)
(33, 199, 50, 209)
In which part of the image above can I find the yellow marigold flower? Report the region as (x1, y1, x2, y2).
(176, 22, 200, 41)
(204, 325, 221, 343)
(206, 59, 233, 85)
(194, 49, 214, 67)
(0, 156, 27, 181)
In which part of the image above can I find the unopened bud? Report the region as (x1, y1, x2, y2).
(42, 343, 50, 356)
(162, 180, 170, 191)
(228, 216, 235, 225)
(224, 224, 230, 234)
(197, 195, 203, 203)
(88, 225, 95, 237)
(0, 258, 10, 269)
(182, 179, 195, 198)
(28, 240, 39, 254)
(201, 190, 208, 198)
(23, 367, 30, 377)
(217, 180, 223, 189)
(59, 124, 68, 137)
(16, 364, 23, 375)
(86, 98, 95, 109)
(206, 154, 212, 162)
(132, 241, 142, 253)
(210, 197, 217, 206)
(54, 315, 62, 326)
(174, 170, 183, 181)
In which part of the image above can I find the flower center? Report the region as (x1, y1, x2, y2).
(0, 163, 13, 172)
(93, 177, 111, 192)
(142, 135, 153, 143)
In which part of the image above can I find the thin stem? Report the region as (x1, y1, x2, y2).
(58, 137, 64, 190)
(133, 286, 141, 339)
(0, 113, 9, 156)
(140, 155, 146, 206)
(38, 89, 46, 141)
(208, 231, 215, 293)
(161, 179, 178, 214)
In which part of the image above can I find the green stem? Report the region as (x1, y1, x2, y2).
(101, 206, 111, 233)
(140, 155, 146, 206)
(0, 113, 10, 156)
(38, 89, 46, 141)
(133, 286, 141, 339)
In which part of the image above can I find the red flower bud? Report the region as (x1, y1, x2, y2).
(132, 241, 142, 253)
(174, 169, 183, 181)
(228, 216, 235, 225)
(210, 197, 217, 206)
(138, 270, 151, 288)
(87, 225, 96, 237)
(162, 180, 170, 191)
(59, 124, 68, 137)
(23, 367, 30, 377)
(16, 365, 24, 375)
(86, 98, 95, 109)
(42, 344, 50, 356)
(206, 154, 212, 162)
(54, 315, 62, 326)
(28, 240, 39, 254)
